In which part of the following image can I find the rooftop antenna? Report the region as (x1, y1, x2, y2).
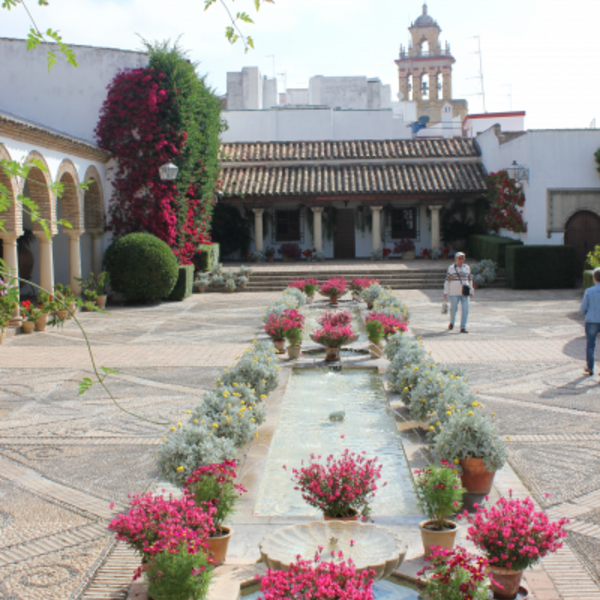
(470, 36, 486, 113)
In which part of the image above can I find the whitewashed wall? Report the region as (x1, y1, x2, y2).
(0, 38, 148, 142)
(477, 127, 600, 245)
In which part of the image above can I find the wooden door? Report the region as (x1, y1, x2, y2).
(334, 209, 356, 259)
(564, 210, 600, 271)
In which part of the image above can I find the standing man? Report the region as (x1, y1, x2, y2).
(443, 251, 474, 333)
(580, 267, 600, 376)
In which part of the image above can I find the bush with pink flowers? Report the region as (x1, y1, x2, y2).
(318, 310, 352, 328)
(459, 494, 569, 571)
(264, 308, 303, 341)
(319, 277, 347, 298)
(287, 449, 383, 518)
(289, 279, 318, 296)
(365, 313, 407, 338)
(259, 552, 375, 600)
(349, 278, 379, 294)
(312, 324, 355, 348)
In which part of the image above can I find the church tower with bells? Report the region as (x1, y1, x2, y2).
(395, 4, 468, 126)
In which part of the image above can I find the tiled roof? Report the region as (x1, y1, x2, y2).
(221, 162, 487, 197)
(221, 139, 480, 162)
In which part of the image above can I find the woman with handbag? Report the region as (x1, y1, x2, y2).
(443, 252, 474, 333)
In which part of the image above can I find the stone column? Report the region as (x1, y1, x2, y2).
(67, 230, 83, 295)
(0, 234, 20, 323)
(35, 232, 54, 294)
(429, 72, 439, 100)
(429, 206, 442, 250)
(413, 75, 422, 101)
(399, 75, 409, 101)
(371, 206, 383, 252)
(91, 231, 104, 276)
(311, 207, 324, 252)
(442, 71, 452, 100)
(252, 209, 264, 253)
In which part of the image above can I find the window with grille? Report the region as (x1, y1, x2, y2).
(391, 207, 417, 239)
(275, 208, 302, 242)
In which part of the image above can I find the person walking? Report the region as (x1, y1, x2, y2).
(443, 251, 474, 333)
(580, 267, 600, 376)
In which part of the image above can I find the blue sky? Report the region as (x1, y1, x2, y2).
(2, 0, 599, 129)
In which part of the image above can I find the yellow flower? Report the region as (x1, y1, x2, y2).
(472, 401, 479, 407)
(228, 403, 232, 408)
(252, 339, 257, 343)
(262, 379, 267, 384)
(276, 366, 281, 370)
(403, 387, 408, 392)
(241, 406, 247, 412)
(232, 382, 238, 387)
(422, 399, 427, 403)
(454, 459, 459, 464)
(446, 411, 452, 416)
(213, 423, 219, 428)
(507, 436, 511, 441)
(429, 425, 434, 430)
(176, 466, 184, 472)
(413, 366, 419, 371)
(255, 432, 259, 437)
(193, 419, 198, 424)
(162, 437, 167, 441)
(170, 426, 175, 431)
(468, 411, 473, 416)
(436, 421, 440, 426)
(260, 394, 267, 400)
(222, 411, 227, 415)
(251, 418, 255, 422)
(186, 410, 191, 414)
(200, 420, 205, 424)
(226, 416, 231, 422)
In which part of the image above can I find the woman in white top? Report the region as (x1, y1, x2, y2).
(443, 252, 474, 333)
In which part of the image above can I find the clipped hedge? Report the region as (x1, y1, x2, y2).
(584, 270, 595, 292)
(506, 245, 577, 289)
(104, 232, 178, 302)
(168, 265, 194, 301)
(467, 234, 523, 268)
(195, 243, 220, 272)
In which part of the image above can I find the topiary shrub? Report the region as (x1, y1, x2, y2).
(168, 265, 194, 301)
(104, 233, 179, 302)
(467, 234, 523, 268)
(506, 245, 576, 289)
(194, 243, 220, 273)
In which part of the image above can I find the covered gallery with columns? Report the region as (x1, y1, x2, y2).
(0, 113, 110, 296)
(220, 139, 487, 259)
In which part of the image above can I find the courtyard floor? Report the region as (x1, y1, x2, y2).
(0, 286, 599, 599)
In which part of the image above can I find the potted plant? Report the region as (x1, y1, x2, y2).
(394, 239, 415, 260)
(318, 309, 352, 328)
(441, 244, 451, 259)
(370, 248, 383, 261)
(36, 290, 55, 330)
(421, 248, 431, 260)
(311, 323, 355, 362)
(78, 272, 109, 310)
(365, 316, 385, 358)
(471, 259, 497, 289)
(53, 283, 76, 321)
(237, 275, 249, 289)
(186, 459, 246, 566)
(195, 275, 210, 293)
(381, 247, 393, 260)
(265, 309, 298, 353)
(432, 409, 508, 495)
(282, 308, 304, 360)
(319, 277, 347, 305)
(314, 250, 326, 262)
(0, 277, 18, 343)
(417, 546, 495, 600)
(349, 278, 379, 302)
(224, 279, 236, 293)
(430, 248, 441, 260)
(278, 243, 302, 262)
(302, 247, 316, 261)
(361, 283, 383, 310)
(287, 448, 382, 520)
(259, 553, 375, 600)
(20, 300, 41, 334)
(459, 495, 568, 599)
(264, 246, 276, 262)
(414, 461, 465, 556)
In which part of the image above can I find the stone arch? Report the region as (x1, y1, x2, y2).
(0, 145, 22, 235)
(56, 159, 83, 231)
(83, 165, 105, 232)
(19, 151, 56, 235)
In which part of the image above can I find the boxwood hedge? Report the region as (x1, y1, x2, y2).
(506, 245, 576, 289)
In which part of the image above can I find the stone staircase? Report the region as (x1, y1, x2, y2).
(243, 267, 507, 292)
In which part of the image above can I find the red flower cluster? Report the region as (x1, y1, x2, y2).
(312, 323, 355, 348)
(349, 278, 379, 293)
(365, 313, 407, 336)
(287, 449, 383, 518)
(320, 277, 347, 297)
(259, 553, 375, 600)
(459, 494, 568, 571)
(381, 247, 393, 257)
(318, 310, 352, 328)
(485, 170, 527, 234)
(302, 247, 316, 258)
(265, 309, 304, 341)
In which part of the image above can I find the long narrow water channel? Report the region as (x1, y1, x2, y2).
(254, 368, 419, 517)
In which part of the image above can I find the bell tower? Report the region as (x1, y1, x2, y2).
(395, 4, 467, 124)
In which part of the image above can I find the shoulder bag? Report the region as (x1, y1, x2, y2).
(455, 265, 471, 297)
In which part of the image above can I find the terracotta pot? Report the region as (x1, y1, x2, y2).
(84, 304, 95, 312)
(324, 509, 360, 521)
(460, 458, 496, 495)
(196, 285, 206, 294)
(96, 295, 107, 310)
(368, 341, 384, 359)
(325, 347, 340, 362)
(273, 339, 286, 354)
(207, 526, 232, 566)
(22, 320, 35, 334)
(35, 313, 48, 332)
(287, 344, 302, 359)
(403, 251, 415, 260)
(329, 294, 339, 306)
(306, 295, 314, 305)
(419, 520, 459, 557)
(266, 255, 274, 262)
(57, 309, 69, 321)
(442, 251, 449, 259)
(488, 566, 524, 599)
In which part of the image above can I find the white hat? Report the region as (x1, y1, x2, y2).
(455, 252, 466, 258)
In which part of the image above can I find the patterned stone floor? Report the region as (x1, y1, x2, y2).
(1, 286, 599, 599)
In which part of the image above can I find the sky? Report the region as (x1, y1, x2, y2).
(1, 0, 599, 129)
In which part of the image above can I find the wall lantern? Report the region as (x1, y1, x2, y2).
(159, 162, 179, 181)
(506, 160, 529, 184)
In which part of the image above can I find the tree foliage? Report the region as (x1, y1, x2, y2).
(484, 170, 527, 234)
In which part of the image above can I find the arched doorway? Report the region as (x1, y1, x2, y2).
(82, 166, 105, 277)
(564, 210, 600, 272)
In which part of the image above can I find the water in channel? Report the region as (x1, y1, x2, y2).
(253, 368, 419, 517)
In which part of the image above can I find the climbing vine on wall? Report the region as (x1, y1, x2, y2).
(484, 170, 527, 234)
(95, 41, 225, 264)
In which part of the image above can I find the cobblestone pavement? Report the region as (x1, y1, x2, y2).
(1, 287, 599, 599)
(407, 287, 600, 599)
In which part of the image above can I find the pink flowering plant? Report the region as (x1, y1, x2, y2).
(349, 278, 379, 293)
(287, 449, 383, 518)
(417, 546, 494, 600)
(318, 310, 352, 328)
(319, 277, 347, 298)
(365, 313, 407, 338)
(312, 324, 355, 348)
(282, 308, 305, 346)
(185, 459, 246, 534)
(265, 308, 303, 341)
(108, 491, 215, 561)
(289, 279, 318, 296)
(259, 551, 375, 600)
(459, 494, 569, 571)
(414, 461, 465, 531)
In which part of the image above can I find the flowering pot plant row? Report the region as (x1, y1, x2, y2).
(263, 287, 307, 358)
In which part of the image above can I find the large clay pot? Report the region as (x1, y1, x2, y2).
(460, 458, 496, 495)
(287, 344, 301, 360)
(325, 347, 340, 362)
(96, 295, 107, 310)
(22, 320, 35, 334)
(207, 526, 232, 566)
(273, 339, 286, 354)
(403, 251, 415, 260)
(488, 566, 524, 599)
(35, 313, 48, 332)
(195, 284, 206, 294)
(419, 520, 459, 557)
(57, 309, 69, 321)
(329, 295, 339, 306)
(324, 509, 360, 522)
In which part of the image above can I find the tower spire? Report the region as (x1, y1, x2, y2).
(423, 3, 428, 15)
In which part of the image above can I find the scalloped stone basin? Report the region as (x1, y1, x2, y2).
(259, 521, 407, 581)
